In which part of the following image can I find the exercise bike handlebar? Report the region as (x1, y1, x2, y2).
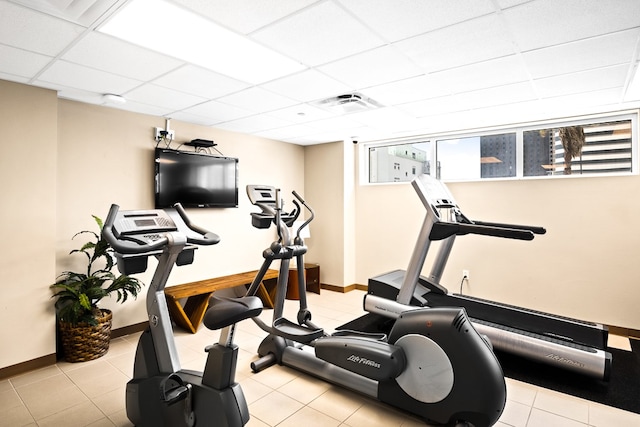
(102, 204, 169, 254)
(102, 203, 220, 254)
(173, 203, 221, 245)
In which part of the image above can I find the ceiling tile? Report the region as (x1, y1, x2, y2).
(522, 29, 640, 79)
(251, 1, 384, 66)
(182, 100, 253, 123)
(348, 107, 421, 133)
(362, 74, 452, 106)
(303, 114, 371, 133)
(337, 0, 496, 42)
(173, 0, 319, 34)
(62, 32, 184, 81)
(124, 83, 208, 111)
(153, 65, 251, 99)
(430, 55, 530, 94)
(394, 13, 516, 73)
(318, 45, 423, 90)
(0, 1, 85, 55)
(217, 87, 299, 114)
(397, 95, 466, 118)
(268, 103, 336, 123)
(35, 60, 142, 94)
(261, 69, 352, 103)
(255, 123, 323, 142)
(0, 72, 29, 84)
(215, 113, 294, 133)
(539, 87, 625, 114)
(114, 98, 176, 117)
(452, 81, 537, 110)
(9, 0, 122, 27)
(494, 0, 530, 9)
(534, 65, 629, 99)
(169, 110, 218, 127)
(503, 0, 640, 51)
(0, 44, 52, 79)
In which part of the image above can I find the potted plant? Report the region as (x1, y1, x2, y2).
(51, 215, 144, 362)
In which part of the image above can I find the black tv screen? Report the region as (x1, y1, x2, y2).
(155, 148, 238, 208)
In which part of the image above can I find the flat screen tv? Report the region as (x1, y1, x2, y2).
(155, 148, 238, 208)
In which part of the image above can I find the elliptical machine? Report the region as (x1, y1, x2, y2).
(102, 203, 262, 427)
(244, 186, 507, 427)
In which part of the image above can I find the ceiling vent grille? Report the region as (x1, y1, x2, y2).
(315, 93, 383, 113)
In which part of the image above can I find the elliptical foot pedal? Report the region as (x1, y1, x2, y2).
(273, 317, 323, 343)
(332, 329, 387, 341)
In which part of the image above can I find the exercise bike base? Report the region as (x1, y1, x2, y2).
(126, 374, 249, 427)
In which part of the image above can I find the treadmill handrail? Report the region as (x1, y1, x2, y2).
(429, 222, 535, 241)
(470, 220, 546, 235)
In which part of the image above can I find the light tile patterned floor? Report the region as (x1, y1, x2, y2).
(1, 289, 638, 426)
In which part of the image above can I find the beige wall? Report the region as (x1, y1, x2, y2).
(1, 80, 304, 370)
(354, 162, 640, 330)
(3, 76, 639, 371)
(303, 141, 345, 287)
(0, 81, 58, 369)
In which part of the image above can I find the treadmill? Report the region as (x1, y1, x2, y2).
(365, 174, 612, 381)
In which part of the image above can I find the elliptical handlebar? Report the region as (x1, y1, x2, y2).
(292, 190, 314, 240)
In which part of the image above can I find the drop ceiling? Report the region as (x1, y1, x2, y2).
(1, 0, 639, 145)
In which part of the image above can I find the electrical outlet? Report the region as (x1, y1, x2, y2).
(154, 127, 175, 141)
(462, 269, 470, 280)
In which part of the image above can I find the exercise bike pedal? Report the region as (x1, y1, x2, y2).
(160, 374, 192, 405)
(273, 317, 324, 343)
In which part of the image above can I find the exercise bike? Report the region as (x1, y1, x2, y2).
(102, 203, 262, 427)
(244, 185, 507, 427)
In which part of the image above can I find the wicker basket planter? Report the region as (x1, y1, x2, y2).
(58, 309, 112, 362)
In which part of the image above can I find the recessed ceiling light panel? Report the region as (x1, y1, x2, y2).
(98, 0, 304, 84)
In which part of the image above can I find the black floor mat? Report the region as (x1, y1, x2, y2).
(338, 313, 640, 414)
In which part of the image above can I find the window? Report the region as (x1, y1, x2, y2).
(523, 120, 633, 176)
(365, 112, 636, 183)
(436, 133, 516, 180)
(369, 142, 430, 183)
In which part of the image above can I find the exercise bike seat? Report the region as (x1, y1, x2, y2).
(204, 296, 263, 330)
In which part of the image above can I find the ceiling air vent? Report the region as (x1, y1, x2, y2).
(315, 93, 383, 113)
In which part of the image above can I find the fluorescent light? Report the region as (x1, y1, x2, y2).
(99, 0, 305, 84)
(624, 63, 640, 102)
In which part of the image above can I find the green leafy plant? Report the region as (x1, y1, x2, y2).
(51, 215, 144, 325)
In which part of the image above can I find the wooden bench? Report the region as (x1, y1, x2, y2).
(164, 269, 279, 333)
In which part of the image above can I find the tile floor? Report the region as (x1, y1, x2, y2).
(1, 289, 639, 427)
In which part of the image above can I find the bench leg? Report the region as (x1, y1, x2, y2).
(183, 293, 213, 333)
(165, 293, 212, 334)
